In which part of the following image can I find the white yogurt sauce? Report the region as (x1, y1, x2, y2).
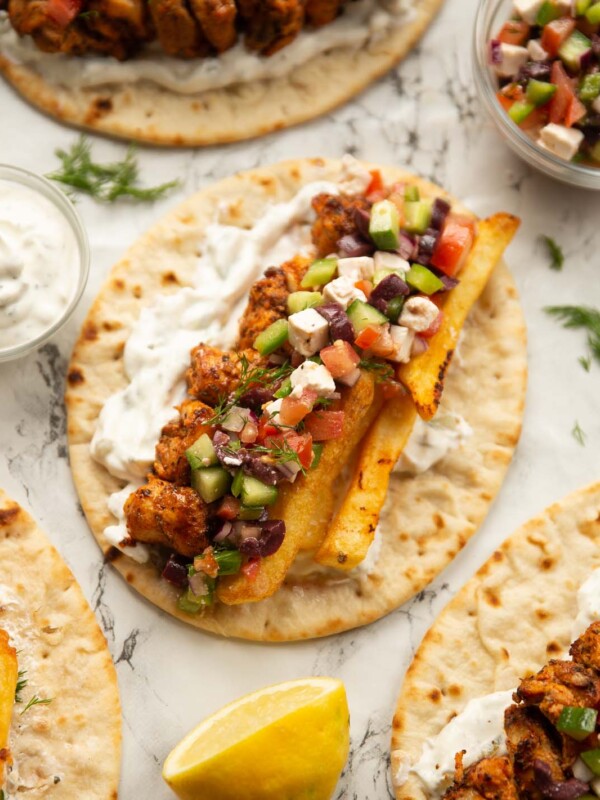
(394, 411, 472, 475)
(0, 179, 79, 352)
(0, 0, 413, 95)
(573, 567, 600, 640)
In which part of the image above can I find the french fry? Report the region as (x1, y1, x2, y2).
(314, 392, 417, 570)
(217, 372, 382, 605)
(398, 213, 520, 420)
(0, 629, 17, 782)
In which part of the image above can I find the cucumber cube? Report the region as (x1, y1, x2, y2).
(369, 200, 400, 250)
(287, 291, 323, 314)
(526, 79, 557, 107)
(404, 200, 433, 234)
(231, 468, 244, 498)
(586, 1, 600, 22)
(191, 466, 231, 504)
(240, 475, 278, 507)
(346, 299, 388, 333)
(373, 268, 398, 286)
(536, 1, 560, 24)
(301, 259, 338, 288)
(404, 185, 420, 202)
(238, 505, 265, 520)
(274, 377, 293, 399)
(508, 101, 535, 125)
(406, 265, 444, 295)
(580, 73, 600, 102)
(253, 319, 289, 355)
(559, 30, 592, 72)
(185, 433, 218, 469)
(576, 0, 592, 13)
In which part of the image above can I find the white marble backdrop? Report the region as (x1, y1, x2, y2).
(1, 0, 600, 796)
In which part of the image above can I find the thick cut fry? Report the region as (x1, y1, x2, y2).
(217, 372, 381, 604)
(0, 629, 17, 783)
(398, 213, 520, 420)
(314, 392, 417, 570)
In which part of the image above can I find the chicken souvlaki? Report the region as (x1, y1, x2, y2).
(82, 157, 520, 616)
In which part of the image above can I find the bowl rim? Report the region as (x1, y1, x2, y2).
(472, 0, 600, 189)
(0, 163, 90, 362)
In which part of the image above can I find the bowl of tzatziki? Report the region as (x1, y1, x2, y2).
(0, 164, 89, 362)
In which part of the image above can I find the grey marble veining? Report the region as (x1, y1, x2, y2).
(2, 0, 600, 796)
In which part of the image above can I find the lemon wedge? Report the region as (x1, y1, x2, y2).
(162, 676, 350, 800)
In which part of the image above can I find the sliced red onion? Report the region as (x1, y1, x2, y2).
(316, 302, 355, 342)
(189, 572, 211, 597)
(397, 232, 417, 261)
(221, 405, 252, 432)
(489, 39, 502, 66)
(213, 521, 234, 543)
(533, 760, 589, 800)
(431, 199, 450, 231)
(337, 233, 375, 258)
(162, 554, 189, 588)
(352, 206, 372, 238)
(438, 273, 460, 291)
(517, 60, 552, 84)
(277, 460, 302, 482)
(411, 336, 429, 357)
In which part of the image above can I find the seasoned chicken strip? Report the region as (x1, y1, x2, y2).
(237, 0, 305, 55)
(311, 193, 372, 257)
(186, 346, 265, 406)
(516, 660, 600, 726)
(154, 399, 214, 485)
(124, 476, 209, 557)
(444, 757, 518, 800)
(305, 0, 343, 26)
(188, 0, 237, 51)
(148, 0, 209, 58)
(504, 705, 565, 800)
(571, 621, 600, 670)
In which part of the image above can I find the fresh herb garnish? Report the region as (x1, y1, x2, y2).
(359, 358, 395, 382)
(78, 9, 99, 18)
(572, 420, 586, 446)
(15, 669, 27, 703)
(540, 235, 564, 271)
(545, 305, 600, 366)
(251, 440, 307, 475)
(579, 355, 592, 372)
(47, 136, 178, 203)
(20, 695, 53, 715)
(208, 357, 293, 425)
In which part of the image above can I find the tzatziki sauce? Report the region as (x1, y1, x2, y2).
(0, 177, 80, 353)
(394, 411, 472, 475)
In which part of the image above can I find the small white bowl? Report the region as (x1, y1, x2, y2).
(0, 164, 89, 362)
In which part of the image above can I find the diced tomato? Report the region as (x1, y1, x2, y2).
(216, 496, 241, 520)
(242, 558, 261, 579)
(279, 389, 317, 426)
(304, 410, 345, 441)
(366, 169, 384, 196)
(420, 311, 443, 339)
(284, 431, 314, 469)
(257, 415, 278, 442)
(369, 326, 395, 358)
(549, 61, 577, 125)
(430, 217, 475, 277)
(355, 325, 382, 349)
(541, 18, 576, 58)
(565, 95, 587, 128)
(496, 91, 514, 113)
(320, 339, 360, 378)
(355, 279, 373, 298)
(46, 0, 82, 26)
(498, 20, 530, 45)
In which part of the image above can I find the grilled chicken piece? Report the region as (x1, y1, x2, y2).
(516, 660, 600, 727)
(186, 346, 265, 406)
(571, 621, 600, 671)
(444, 757, 518, 800)
(505, 705, 565, 800)
(124, 475, 209, 557)
(154, 400, 214, 485)
(188, 0, 237, 51)
(237, 0, 305, 55)
(305, 0, 343, 26)
(148, 0, 209, 58)
(311, 193, 372, 257)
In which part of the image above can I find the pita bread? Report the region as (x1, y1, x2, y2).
(65, 157, 527, 641)
(0, 0, 442, 146)
(0, 488, 121, 799)
(391, 481, 600, 800)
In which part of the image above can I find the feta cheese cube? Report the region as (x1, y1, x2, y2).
(399, 296, 439, 332)
(373, 251, 410, 275)
(290, 360, 336, 398)
(527, 39, 549, 61)
(337, 367, 361, 387)
(322, 276, 366, 309)
(494, 43, 529, 79)
(339, 154, 372, 194)
(513, 0, 544, 23)
(264, 398, 283, 424)
(537, 123, 584, 161)
(388, 325, 415, 363)
(288, 308, 330, 357)
(337, 256, 375, 283)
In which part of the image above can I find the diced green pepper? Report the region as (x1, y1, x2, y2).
(369, 200, 400, 250)
(191, 466, 231, 504)
(287, 290, 323, 314)
(556, 706, 598, 741)
(559, 30, 593, 72)
(386, 295, 406, 323)
(580, 73, 600, 103)
(346, 299, 388, 333)
(241, 475, 278, 507)
(586, 1, 600, 22)
(508, 101, 535, 125)
(213, 548, 243, 575)
(406, 265, 444, 295)
(404, 200, 433, 234)
(581, 749, 600, 775)
(536, 0, 560, 24)
(177, 585, 214, 614)
(301, 259, 337, 288)
(253, 318, 289, 356)
(311, 443, 324, 469)
(274, 377, 292, 399)
(238, 505, 265, 520)
(404, 185, 420, 202)
(526, 79, 557, 107)
(185, 433, 218, 469)
(576, 0, 592, 13)
(231, 468, 244, 498)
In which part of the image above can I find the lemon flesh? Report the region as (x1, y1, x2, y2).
(163, 677, 350, 800)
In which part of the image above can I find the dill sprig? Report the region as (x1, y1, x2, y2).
(572, 420, 586, 446)
(208, 358, 293, 426)
(251, 440, 307, 475)
(545, 305, 600, 366)
(540, 236, 564, 271)
(359, 358, 395, 383)
(47, 136, 178, 203)
(15, 669, 27, 704)
(20, 695, 53, 715)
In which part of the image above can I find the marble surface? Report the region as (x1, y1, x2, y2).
(2, 0, 600, 797)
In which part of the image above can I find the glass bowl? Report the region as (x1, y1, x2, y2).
(473, 0, 600, 190)
(0, 164, 90, 362)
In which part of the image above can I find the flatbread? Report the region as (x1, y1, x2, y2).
(0, 488, 121, 799)
(391, 480, 600, 800)
(0, 0, 442, 146)
(65, 157, 527, 641)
